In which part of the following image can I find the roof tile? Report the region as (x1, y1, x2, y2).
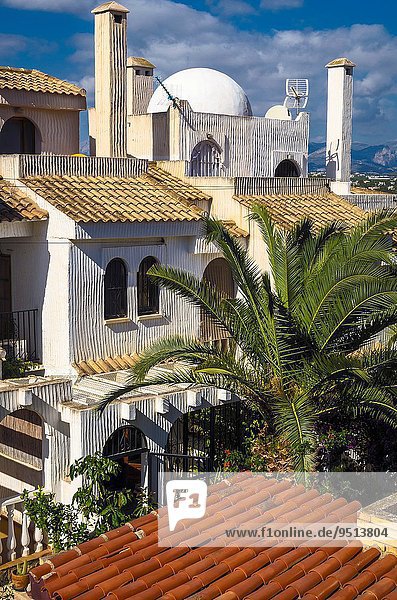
(235, 192, 365, 231)
(0, 178, 48, 223)
(0, 65, 86, 96)
(29, 477, 397, 600)
(23, 165, 208, 225)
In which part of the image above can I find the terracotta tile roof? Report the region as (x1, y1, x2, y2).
(73, 354, 138, 377)
(128, 57, 156, 69)
(21, 165, 209, 224)
(0, 66, 86, 97)
(29, 474, 397, 600)
(0, 178, 48, 222)
(235, 192, 365, 231)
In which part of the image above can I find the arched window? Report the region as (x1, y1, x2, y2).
(190, 141, 221, 177)
(103, 425, 147, 458)
(275, 159, 300, 177)
(137, 256, 159, 316)
(200, 258, 235, 344)
(104, 258, 127, 319)
(0, 117, 40, 154)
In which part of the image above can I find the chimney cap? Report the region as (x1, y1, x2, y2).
(127, 56, 156, 69)
(326, 57, 356, 69)
(92, 2, 129, 15)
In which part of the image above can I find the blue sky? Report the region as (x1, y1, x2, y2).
(1, 0, 396, 145)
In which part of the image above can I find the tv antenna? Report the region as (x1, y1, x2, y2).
(155, 76, 180, 110)
(283, 79, 309, 114)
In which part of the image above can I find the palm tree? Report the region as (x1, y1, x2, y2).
(100, 207, 397, 471)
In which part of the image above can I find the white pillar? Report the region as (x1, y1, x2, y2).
(92, 2, 129, 157)
(325, 58, 356, 195)
(21, 510, 31, 557)
(6, 504, 16, 561)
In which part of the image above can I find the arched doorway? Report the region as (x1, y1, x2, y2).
(103, 425, 148, 491)
(200, 258, 235, 346)
(190, 140, 222, 177)
(275, 159, 300, 177)
(0, 117, 40, 154)
(0, 409, 43, 497)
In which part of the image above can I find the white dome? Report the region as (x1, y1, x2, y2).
(147, 68, 252, 117)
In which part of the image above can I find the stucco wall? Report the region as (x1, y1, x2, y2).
(0, 105, 80, 155)
(128, 106, 309, 178)
(70, 228, 222, 365)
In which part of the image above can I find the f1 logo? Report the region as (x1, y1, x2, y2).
(166, 479, 208, 532)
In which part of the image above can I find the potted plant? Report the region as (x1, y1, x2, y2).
(11, 559, 30, 591)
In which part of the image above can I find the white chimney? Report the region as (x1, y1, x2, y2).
(91, 1, 129, 157)
(325, 58, 356, 195)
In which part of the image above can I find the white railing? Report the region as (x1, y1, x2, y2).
(0, 491, 43, 564)
(0, 154, 148, 179)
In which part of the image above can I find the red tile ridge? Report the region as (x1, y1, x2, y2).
(272, 587, 299, 600)
(365, 556, 397, 581)
(161, 577, 205, 600)
(108, 579, 148, 599)
(381, 566, 397, 585)
(345, 572, 378, 595)
(245, 579, 284, 600)
(384, 591, 397, 600)
(194, 570, 247, 599)
(153, 571, 191, 595)
(359, 578, 396, 600)
(221, 573, 263, 599)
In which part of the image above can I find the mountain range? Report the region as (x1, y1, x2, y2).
(309, 142, 397, 174)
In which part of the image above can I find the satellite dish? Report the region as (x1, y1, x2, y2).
(265, 105, 292, 121)
(283, 78, 309, 113)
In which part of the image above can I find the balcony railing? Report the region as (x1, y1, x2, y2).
(0, 310, 39, 363)
(0, 491, 46, 564)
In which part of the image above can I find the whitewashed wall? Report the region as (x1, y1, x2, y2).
(0, 379, 72, 499)
(9, 182, 76, 376)
(129, 106, 309, 177)
(70, 224, 222, 365)
(0, 106, 81, 155)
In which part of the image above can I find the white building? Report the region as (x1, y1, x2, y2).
(0, 0, 366, 536)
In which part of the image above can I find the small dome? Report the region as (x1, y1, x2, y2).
(147, 68, 252, 117)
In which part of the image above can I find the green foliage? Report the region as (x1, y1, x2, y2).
(21, 488, 89, 553)
(16, 560, 28, 576)
(2, 358, 37, 379)
(69, 452, 135, 533)
(99, 210, 397, 471)
(132, 487, 158, 518)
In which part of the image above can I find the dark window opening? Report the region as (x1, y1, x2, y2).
(275, 159, 300, 178)
(137, 256, 159, 316)
(145, 70, 151, 76)
(0, 117, 39, 155)
(114, 14, 123, 24)
(104, 258, 127, 320)
(135, 69, 141, 75)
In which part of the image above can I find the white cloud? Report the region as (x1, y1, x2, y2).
(260, 0, 303, 9)
(0, 0, 94, 13)
(206, 0, 258, 16)
(0, 33, 55, 59)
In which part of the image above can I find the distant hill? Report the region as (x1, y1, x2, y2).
(309, 142, 397, 174)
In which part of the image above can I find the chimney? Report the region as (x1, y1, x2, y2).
(91, 1, 129, 157)
(325, 58, 356, 195)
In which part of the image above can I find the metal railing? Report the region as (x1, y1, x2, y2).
(0, 309, 39, 362)
(0, 491, 44, 564)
